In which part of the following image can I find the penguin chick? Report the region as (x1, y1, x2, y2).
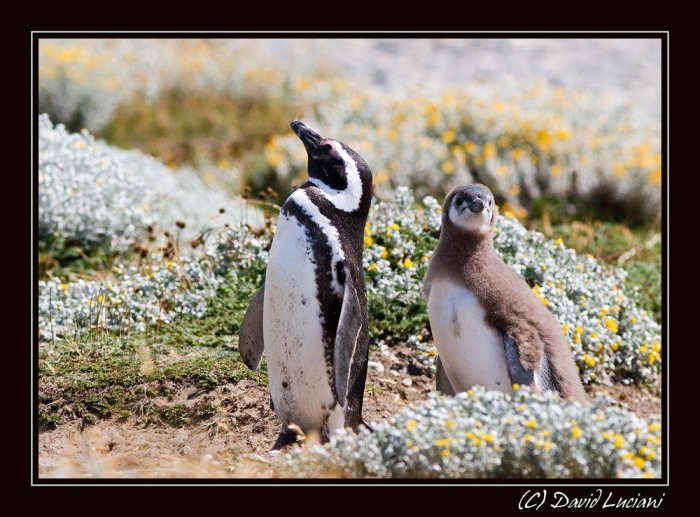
(423, 184, 587, 403)
(239, 120, 373, 450)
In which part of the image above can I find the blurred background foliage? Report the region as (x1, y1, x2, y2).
(38, 38, 662, 323)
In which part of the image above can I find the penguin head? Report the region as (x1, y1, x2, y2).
(290, 120, 372, 210)
(444, 184, 498, 236)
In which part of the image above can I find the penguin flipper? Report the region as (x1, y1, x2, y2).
(239, 283, 265, 370)
(435, 355, 456, 396)
(333, 277, 363, 408)
(501, 330, 536, 388)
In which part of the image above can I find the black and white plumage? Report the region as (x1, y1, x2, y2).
(423, 184, 587, 403)
(239, 120, 373, 450)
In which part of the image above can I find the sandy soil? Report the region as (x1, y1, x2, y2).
(37, 343, 661, 479)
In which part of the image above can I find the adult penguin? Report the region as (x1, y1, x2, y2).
(239, 120, 374, 449)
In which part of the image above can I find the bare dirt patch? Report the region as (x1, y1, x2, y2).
(38, 343, 661, 478)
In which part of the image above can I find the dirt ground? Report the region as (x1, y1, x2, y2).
(37, 344, 662, 479)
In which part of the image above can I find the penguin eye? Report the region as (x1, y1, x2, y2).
(455, 198, 463, 206)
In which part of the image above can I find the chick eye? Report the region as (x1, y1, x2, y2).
(456, 198, 463, 206)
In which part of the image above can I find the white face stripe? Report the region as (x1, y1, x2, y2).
(292, 189, 346, 295)
(449, 202, 492, 234)
(308, 140, 363, 213)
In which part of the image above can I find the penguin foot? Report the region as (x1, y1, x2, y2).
(270, 425, 299, 452)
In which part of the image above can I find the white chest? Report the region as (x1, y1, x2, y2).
(428, 280, 512, 394)
(263, 210, 345, 433)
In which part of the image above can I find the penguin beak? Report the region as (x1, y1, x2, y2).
(290, 120, 325, 153)
(469, 198, 486, 213)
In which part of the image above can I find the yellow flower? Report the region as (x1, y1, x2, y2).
(550, 164, 562, 177)
(602, 431, 612, 440)
(406, 420, 417, 431)
(464, 141, 476, 154)
(510, 184, 521, 196)
(649, 423, 661, 432)
(467, 389, 473, 396)
(540, 298, 549, 306)
(381, 248, 388, 259)
(441, 161, 454, 174)
(648, 169, 661, 186)
(572, 426, 581, 438)
(536, 129, 552, 150)
(446, 420, 454, 430)
(404, 257, 414, 268)
(466, 431, 475, 440)
(633, 457, 645, 468)
(584, 354, 595, 367)
(562, 323, 569, 333)
(434, 438, 452, 447)
(76, 141, 85, 149)
(364, 236, 372, 246)
(590, 332, 598, 339)
(605, 318, 619, 334)
(441, 449, 451, 458)
(512, 383, 520, 391)
(483, 142, 496, 159)
(390, 223, 400, 231)
(544, 441, 552, 450)
(483, 434, 495, 442)
(97, 295, 104, 303)
(526, 420, 538, 428)
(368, 263, 378, 272)
(614, 434, 625, 448)
(60, 283, 69, 290)
(441, 128, 456, 143)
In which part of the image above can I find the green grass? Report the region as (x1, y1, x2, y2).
(38, 270, 267, 430)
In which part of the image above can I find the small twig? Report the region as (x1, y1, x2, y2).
(617, 233, 661, 264)
(244, 198, 283, 211)
(64, 333, 83, 358)
(48, 287, 55, 349)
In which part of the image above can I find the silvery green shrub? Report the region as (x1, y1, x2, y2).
(38, 113, 158, 253)
(282, 386, 661, 479)
(39, 114, 261, 254)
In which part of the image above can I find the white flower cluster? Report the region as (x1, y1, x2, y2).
(37, 224, 270, 341)
(38, 257, 221, 340)
(283, 385, 661, 479)
(267, 78, 661, 222)
(38, 113, 158, 253)
(39, 114, 261, 253)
